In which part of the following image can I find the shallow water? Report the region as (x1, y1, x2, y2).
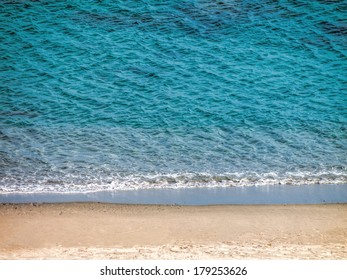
(1, 0, 346, 193)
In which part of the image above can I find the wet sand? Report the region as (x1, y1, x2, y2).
(0, 203, 346, 259)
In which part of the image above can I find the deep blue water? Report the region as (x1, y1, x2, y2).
(0, 0, 346, 193)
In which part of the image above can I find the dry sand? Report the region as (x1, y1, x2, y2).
(0, 203, 346, 259)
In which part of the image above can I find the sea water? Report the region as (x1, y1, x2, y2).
(0, 0, 346, 194)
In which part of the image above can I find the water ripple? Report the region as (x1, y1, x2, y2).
(1, 0, 346, 193)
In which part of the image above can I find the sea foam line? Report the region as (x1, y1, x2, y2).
(0, 170, 346, 194)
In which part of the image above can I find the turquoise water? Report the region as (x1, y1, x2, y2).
(1, 0, 346, 193)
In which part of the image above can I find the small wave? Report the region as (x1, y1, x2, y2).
(0, 170, 346, 194)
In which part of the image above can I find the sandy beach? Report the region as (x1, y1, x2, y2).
(0, 203, 346, 259)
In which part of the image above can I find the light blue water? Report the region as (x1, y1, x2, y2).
(0, 0, 346, 194)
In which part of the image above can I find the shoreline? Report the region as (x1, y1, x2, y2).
(0, 203, 346, 259)
(1, 184, 347, 205)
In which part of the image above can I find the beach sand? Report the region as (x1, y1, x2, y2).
(0, 203, 346, 259)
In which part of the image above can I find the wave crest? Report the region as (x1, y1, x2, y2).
(1, 170, 346, 194)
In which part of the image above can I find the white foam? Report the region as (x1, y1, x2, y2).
(0, 169, 346, 194)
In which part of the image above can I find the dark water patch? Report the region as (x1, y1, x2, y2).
(0, 111, 38, 118)
(319, 21, 347, 37)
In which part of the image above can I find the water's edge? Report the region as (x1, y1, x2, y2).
(1, 184, 346, 205)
